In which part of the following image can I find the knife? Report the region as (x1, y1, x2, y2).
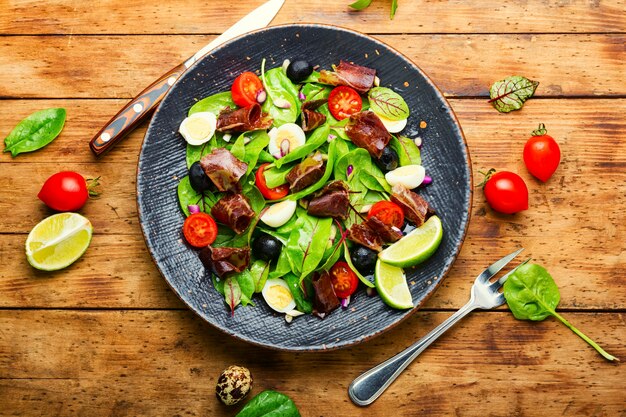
(89, 0, 285, 156)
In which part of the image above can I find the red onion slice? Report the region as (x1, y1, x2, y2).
(188, 204, 200, 214)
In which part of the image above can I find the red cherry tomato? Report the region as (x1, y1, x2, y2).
(255, 163, 289, 200)
(329, 261, 359, 299)
(328, 86, 362, 120)
(367, 201, 404, 228)
(231, 72, 263, 108)
(523, 124, 561, 182)
(38, 171, 94, 211)
(183, 212, 218, 248)
(482, 170, 529, 214)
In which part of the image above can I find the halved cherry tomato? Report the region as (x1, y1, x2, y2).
(367, 201, 404, 229)
(328, 86, 362, 120)
(329, 261, 359, 299)
(231, 72, 263, 108)
(183, 212, 218, 248)
(255, 163, 289, 200)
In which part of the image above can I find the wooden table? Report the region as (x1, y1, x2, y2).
(1, 1, 625, 415)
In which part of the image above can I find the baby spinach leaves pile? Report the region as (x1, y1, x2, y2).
(349, 0, 399, 19)
(235, 390, 301, 417)
(504, 263, 618, 362)
(3, 108, 66, 156)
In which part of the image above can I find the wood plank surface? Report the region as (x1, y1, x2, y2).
(1, 34, 624, 99)
(0, 310, 624, 416)
(1, 0, 625, 35)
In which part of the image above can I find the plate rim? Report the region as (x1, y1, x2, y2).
(136, 23, 473, 351)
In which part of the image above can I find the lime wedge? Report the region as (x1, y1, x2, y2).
(375, 259, 413, 309)
(25, 212, 93, 271)
(378, 216, 443, 268)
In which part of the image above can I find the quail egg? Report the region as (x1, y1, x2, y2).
(262, 279, 297, 313)
(260, 199, 297, 228)
(384, 165, 426, 189)
(268, 123, 306, 158)
(178, 112, 217, 146)
(215, 365, 253, 406)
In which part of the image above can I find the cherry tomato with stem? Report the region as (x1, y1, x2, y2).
(479, 169, 529, 214)
(38, 171, 100, 212)
(523, 123, 561, 182)
(183, 212, 218, 248)
(328, 86, 362, 120)
(329, 261, 359, 299)
(368, 201, 404, 229)
(255, 163, 289, 200)
(231, 72, 263, 108)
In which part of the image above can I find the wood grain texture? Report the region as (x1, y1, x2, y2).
(0, 310, 624, 416)
(1, 0, 625, 35)
(1, 34, 624, 98)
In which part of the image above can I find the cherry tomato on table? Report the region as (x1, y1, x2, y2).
(183, 212, 218, 248)
(38, 171, 98, 211)
(481, 170, 529, 214)
(231, 72, 263, 108)
(523, 123, 561, 182)
(255, 163, 289, 200)
(328, 86, 362, 120)
(368, 201, 404, 229)
(329, 261, 359, 299)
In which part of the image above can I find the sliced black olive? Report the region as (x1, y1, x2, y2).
(189, 161, 212, 192)
(252, 233, 282, 262)
(286, 60, 313, 84)
(350, 245, 378, 275)
(375, 146, 399, 172)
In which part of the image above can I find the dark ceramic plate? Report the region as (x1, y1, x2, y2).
(137, 24, 471, 351)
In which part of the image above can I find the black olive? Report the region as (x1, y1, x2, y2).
(375, 146, 399, 172)
(252, 233, 282, 262)
(350, 245, 378, 275)
(189, 161, 211, 192)
(286, 60, 313, 83)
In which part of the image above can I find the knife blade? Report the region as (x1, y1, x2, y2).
(89, 0, 285, 156)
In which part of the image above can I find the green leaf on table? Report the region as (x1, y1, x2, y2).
(349, 0, 373, 10)
(504, 263, 618, 361)
(489, 75, 539, 113)
(235, 390, 301, 417)
(189, 91, 235, 116)
(177, 176, 218, 216)
(391, 0, 398, 18)
(4, 108, 66, 157)
(390, 135, 421, 166)
(368, 87, 409, 121)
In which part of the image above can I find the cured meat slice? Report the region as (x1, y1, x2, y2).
(390, 184, 430, 226)
(345, 111, 391, 158)
(199, 148, 247, 192)
(318, 61, 376, 94)
(211, 193, 255, 234)
(199, 246, 250, 278)
(312, 272, 340, 319)
(285, 152, 325, 192)
(346, 223, 383, 252)
(307, 180, 350, 220)
(216, 103, 273, 133)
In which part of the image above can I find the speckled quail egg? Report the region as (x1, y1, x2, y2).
(268, 123, 306, 158)
(215, 365, 253, 406)
(178, 112, 217, 146)
(262, 279, 297, 313)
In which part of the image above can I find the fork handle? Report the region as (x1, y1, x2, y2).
(348, 301, 477, 406)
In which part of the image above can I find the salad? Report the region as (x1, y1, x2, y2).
(176, 58, 442, 320)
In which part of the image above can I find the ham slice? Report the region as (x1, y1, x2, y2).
(390, 185, 430, 227)
(312, 272, 340, 319)
(346, 223, 383, 252)
(211, 193, 255, 234)
(301, 99, 327, 133)
(285, 152, 325, 192)
(318, 61, 376, 94)
(345, 111, 391, 158)
(364, 216, 402, 243)
(307, 180, 350, 220)
(199, 148, 247, 192)
(216, 103, 272, 133)
(199, 246, 250, 278)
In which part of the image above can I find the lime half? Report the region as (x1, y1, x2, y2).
(26, 212, 93, 271)
(375, 259, 413, 310)
(378, 216, 443, 268)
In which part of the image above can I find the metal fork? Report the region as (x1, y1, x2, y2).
(348, 249, 528, 406)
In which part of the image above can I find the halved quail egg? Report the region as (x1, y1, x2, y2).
(178, 112, 217, 146)
(262, 279, 296, 313)
(385, 165, 426, 189)
(268, 123, 306, 158)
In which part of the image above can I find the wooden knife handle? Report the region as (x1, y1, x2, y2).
(89, 63, 187, 156)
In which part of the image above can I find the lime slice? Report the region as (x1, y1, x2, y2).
(25, 212, 93, 271)
(378, 216, 443, 268)
(375, 259, 413, 309)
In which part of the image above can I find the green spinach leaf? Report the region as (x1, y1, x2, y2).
(274, 124, 330, 168)
(233, 270, 255, 306)
(235, 390, 301, 417)
(300, 82, 332, 102)
(212, 275, 225, 295)
(284, 273, 313, 314)
(269, 249, 293, 279)
(230, 133, 247, 161)
(504, 263, 618, 361)
(390, 135, 421, 166)
(189, 91, 235, 116)
(285, 208, 333, 281)
(250, 260, 270, 293)
(349, 0, 373, 10)
(177, 176, 218, 216)
(262, 66, 300, 127)
(244, 131, 271, 176)
(4, 108, 66, 157)
(264, 164, 292, 188)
